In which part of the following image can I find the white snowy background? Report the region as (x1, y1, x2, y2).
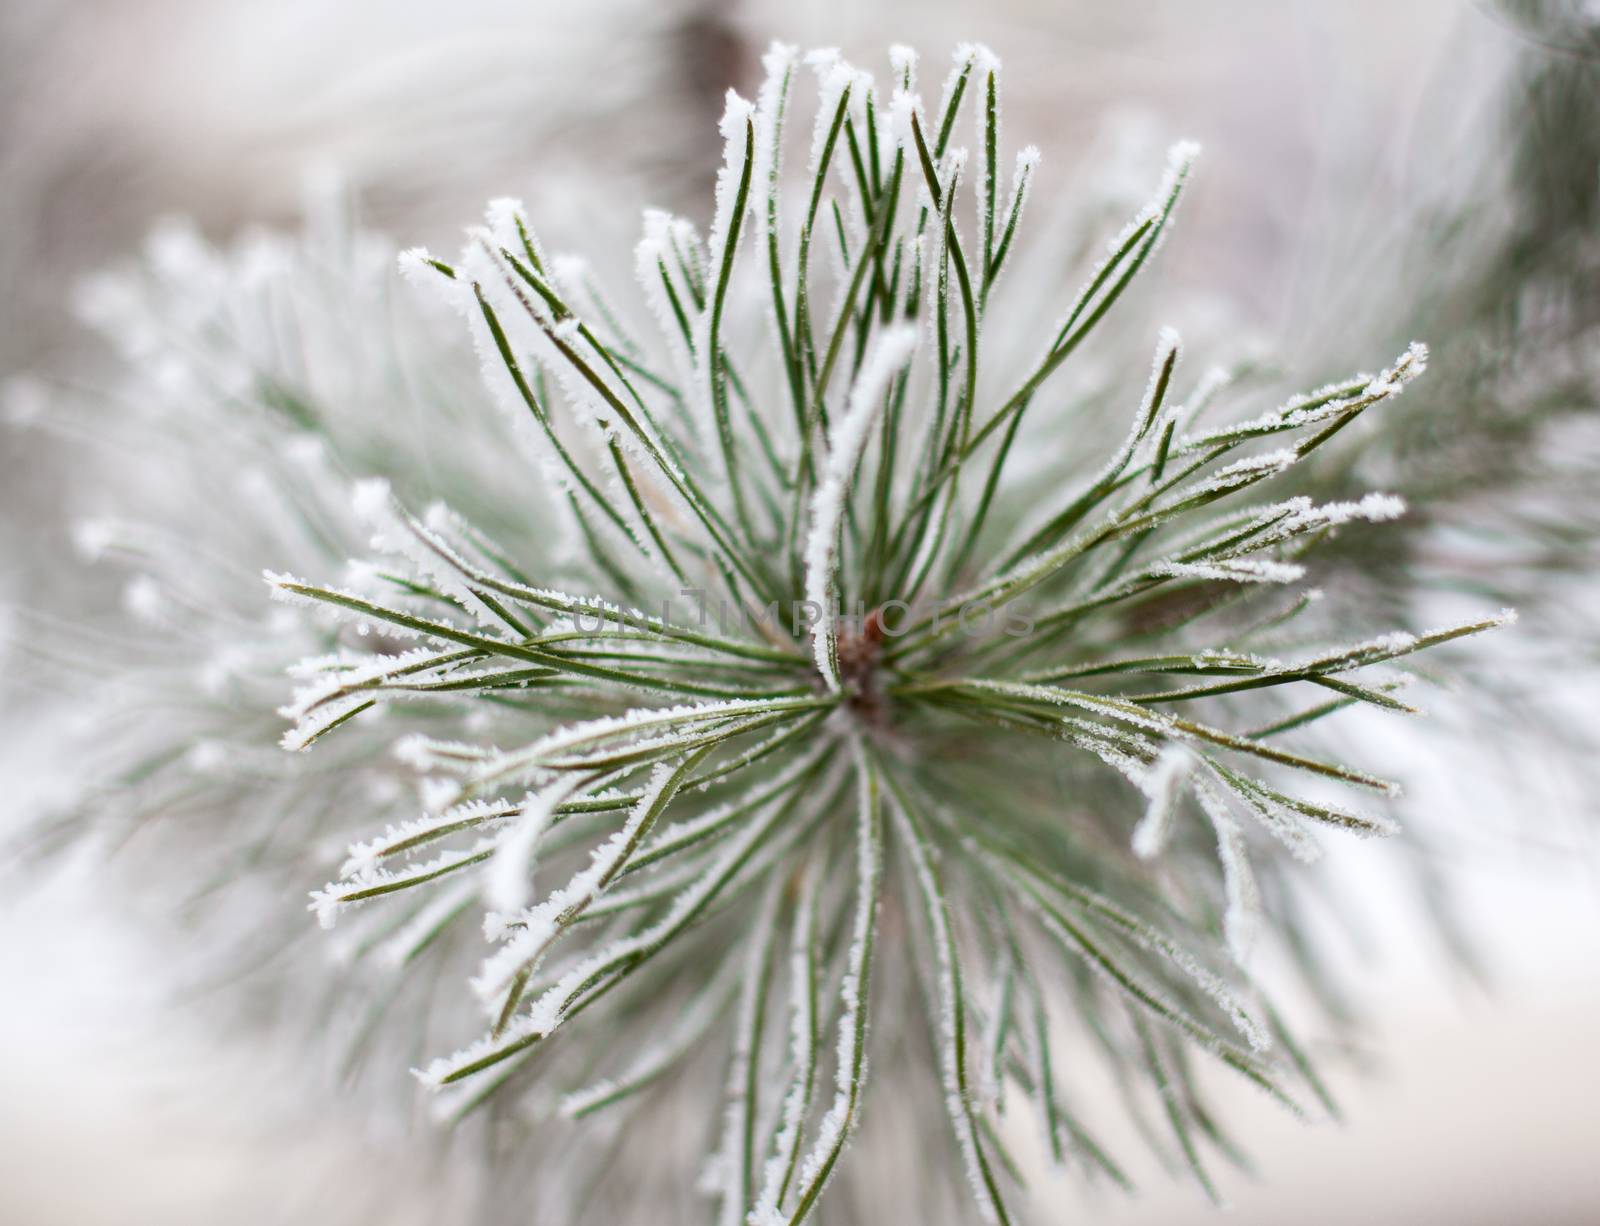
(2, 0, 1597, 1222)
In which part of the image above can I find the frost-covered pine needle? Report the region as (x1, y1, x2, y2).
(249, 44, 1523, 1220)
(17, 40, 1519, 1225)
